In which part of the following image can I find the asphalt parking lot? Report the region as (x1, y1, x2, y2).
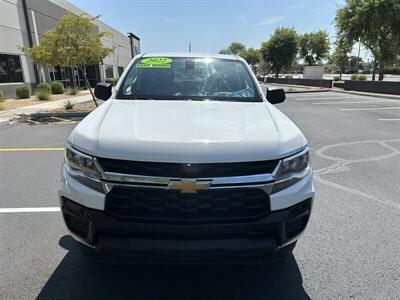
(1, 90, 399, 300)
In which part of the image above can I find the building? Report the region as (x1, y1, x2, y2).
(0, 0, 140, 98)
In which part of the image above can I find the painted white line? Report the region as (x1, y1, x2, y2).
(294, 97, 357, 101)
(314, 100, 399, 105)
(0, 147, 64, 152)
(339, 106, 400, 111)
(378, 119, 400, 121)
(0, 207, 60, 213)
(314, 176, 400, 210)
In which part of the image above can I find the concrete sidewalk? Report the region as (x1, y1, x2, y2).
(332, 88, 400, 100)
(261, 82, 330, 93)
(0, 93, 93, 124)
(263, 82, 400, 99)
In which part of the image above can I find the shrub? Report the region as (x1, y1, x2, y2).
(0, 102, 5, 111)
(36, 91, 51, 101)
(16, 85, 30, 99)
(63, 99, 75, 110)
(350, 74, 358, 80)
(105, 78, 118, 86)
(357, 74, 367, 80)
(65, 87, 79, 95)
(50, 81, 64, 94)
(333, 76, 341, 81)
(36, 83, 52, 94)
(383, 67, 400, 75)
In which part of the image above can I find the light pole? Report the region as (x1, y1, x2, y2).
(127, 32, 141, 58)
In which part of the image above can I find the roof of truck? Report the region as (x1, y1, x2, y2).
(141, 52, 241, 60)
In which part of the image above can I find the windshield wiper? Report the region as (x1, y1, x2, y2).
(116, 95, 154, 100)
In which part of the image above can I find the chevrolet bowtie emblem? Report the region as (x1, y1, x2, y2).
(166, 179, 212, 193)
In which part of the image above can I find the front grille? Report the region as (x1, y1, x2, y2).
(105, 187, 270, 224)
(96, 158, 279, 178)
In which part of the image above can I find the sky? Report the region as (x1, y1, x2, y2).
(67, 0, 367, 57)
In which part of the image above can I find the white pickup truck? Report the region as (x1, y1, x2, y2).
(59, 53, 314, 262)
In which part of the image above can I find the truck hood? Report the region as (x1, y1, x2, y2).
(69, 100, 307, 163)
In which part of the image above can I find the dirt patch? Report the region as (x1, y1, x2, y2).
(3, 99, 39, 110)
(49, 100, 97, 113)
(2, 90, 91, 111)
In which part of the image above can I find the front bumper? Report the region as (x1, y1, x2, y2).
(61, 196, 312, 259)
(59, 161, 314, 260)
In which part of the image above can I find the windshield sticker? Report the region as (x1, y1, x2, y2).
(136, 57, 172, 68)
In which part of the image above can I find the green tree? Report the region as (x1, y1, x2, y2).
(348, 56, 362, 69)
(219, 42, 246, 55)
(239, 48, 261, 68)
(298, 31, 330, 65)
(218, 49, 230, 55)
(227, 42, 246, 55)
(20, 13, 114, 106)
(329, 40, 351, 79)
(335, 0, 400, 81)
(257, 61, 271, 81)
(261, 27, 298, 78)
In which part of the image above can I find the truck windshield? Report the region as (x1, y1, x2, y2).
(116, 57, 262, 102)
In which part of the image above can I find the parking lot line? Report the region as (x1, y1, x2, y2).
(0, 147, 65, 152)
(378, 119, 400, 121)
(314, 176, 400, 210)
(50, 116, 79, 124)
(0, 207, 60, 213)
(339, 106, 400, 111)
(313, 99, 398, 105)
(294, 97, 357, 101)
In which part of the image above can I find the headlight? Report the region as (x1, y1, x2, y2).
(66, 147, 97, 174)
(272, 147, 310, 193)
(65, 146, 104, 192)
(279, 147, 309, 175)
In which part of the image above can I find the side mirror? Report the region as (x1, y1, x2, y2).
(94, 82, 112, 100)
(266, 88, 285, 104)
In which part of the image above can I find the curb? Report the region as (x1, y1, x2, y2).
(285, 89, 331, 94)
(262, 81, 400, 99)
(28, 112, 89, 120)
(260, 82, 330, 93)
(331, 88, 400, 100)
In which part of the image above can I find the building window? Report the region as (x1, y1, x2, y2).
(0, 54, 24, 83)
(118, 66, 124, 77)
(105, 65, 114, 78)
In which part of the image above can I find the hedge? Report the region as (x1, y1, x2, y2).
(105, 78, 118, 86)
(50, 81, 64, 94)
(16, 85, 30, 99)
(36, 83, 52, 94)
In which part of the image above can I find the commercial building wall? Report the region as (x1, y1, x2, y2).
(0, 0, 140, 98)
(52, 0, 139, 80)
(0, 0, 36, 97)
